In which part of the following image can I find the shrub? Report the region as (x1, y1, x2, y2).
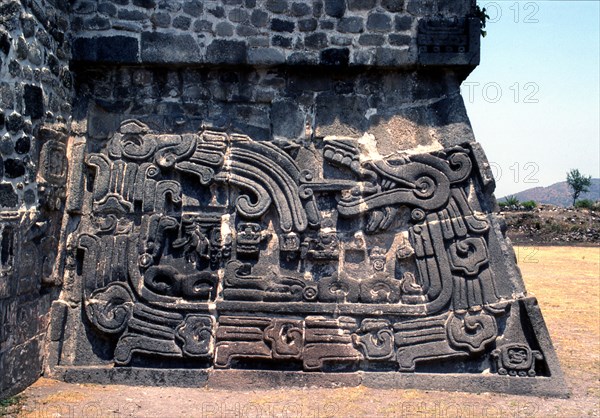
(521, 200, 537, 210)
(575, 199, 595, 209)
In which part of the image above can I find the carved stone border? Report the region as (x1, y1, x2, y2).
(47, 298, 569, 397)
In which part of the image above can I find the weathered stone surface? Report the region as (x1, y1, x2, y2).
(141, 32, 200, 63)
(63, 0, 481, 68)
(0, 0, 566, 400)
(206, 39, 247, 64)
(0, 0, 72, 399)
(23, 85, 44, 119)
(73, 36, 139, 63)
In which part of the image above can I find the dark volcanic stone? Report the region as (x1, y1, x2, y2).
(183, 0, 203, 17)
(0, 135, 13, 155)
(320, 48, 349, 66)
(151, 12, 171, 28)
(0, 183, 17, 208)
(132, 0, 156, 8)
(118, 9, 147, 21)
(21, 15, 36, 38)
(0, 30, 10, 55)
(271, 18, 294, 32)
(272, 35, 292, 48)
(266, 0, 288, 13)
(236, 24, 258, 37)
(4, 159, 26, 178)
(207, 6, 225, 18)
(367, 13, 392, 32)
(172, 15, 192, 30)
(206, 40, 247, 64)
(6, 112, 23, 134)
(47, 54, 61, 76)
(338, 17, 364, 33)
(72, 36, 139, 63)
(23, 85, 44, 119)
(216, 21, 234, 36)
(298, 18, 318, 32)
(348, 0, 376, 10)
(389, 33, 411, 46)
(141, 32, 200, 63)
(320, 20, 335, 30)
(395, 15, 413, 31)
(251, 10, 269, 27)
(14, 136, 31, 154)
(359, 34, 384, 46)
(16, 37, 28, 60)
(291, 2, 311, 16)
(84, 16, 111, 30)
(98, 2, 118, 17)
(304, 33, 328, 49)
(324, 0, 345, 18)
(271, 99, 303, 138)
(382, 0, 405, 12)
(247, 47, 285, 65)
(23, 189, 36, 205)
(229, 8, 249, 23)
(8, 60, 21, 77)
(0, 1, 20, 20)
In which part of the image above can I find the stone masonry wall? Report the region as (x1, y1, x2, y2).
(0, 0, 73, 399)
(2, 0, 566, 399)
(76, 66, 476, 153)
(70, 0, 479, 66)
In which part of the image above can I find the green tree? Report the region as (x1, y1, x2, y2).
(566, 169, 592, 207)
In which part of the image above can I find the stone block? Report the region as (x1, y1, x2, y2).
(304, 32, 328, 49)
(382, 0, 405, 13)
(172, 15, 192, 30)
(359, 33, 384, 46)
(141, 32, 200, 63)
(72, 36, 139, 63)
(206, 39, 247, 64)
(337, 16, 364, 33)
(271, 99, 304, 138)
(183, 0, 203, 17)
(271, 18, 295, 32)
(324, 0, 345, 18)
(247, 48, 285, 65)
(0, 184, 18, 208)
(23, 85, 44, 119)
(298, 18, 318, 32)
(395, 15, 413, 31)
(367, 13, 392, 32)
(348, 0, 377, 10)
(291, 2, 311, 17)
(266, 0, 288, 14)
(320, 47, 349, 66)
(251, 10, 269, 27)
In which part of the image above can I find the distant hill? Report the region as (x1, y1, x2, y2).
(501, 178, 600, 207)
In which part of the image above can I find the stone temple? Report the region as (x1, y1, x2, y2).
(0, 0, 567, 398)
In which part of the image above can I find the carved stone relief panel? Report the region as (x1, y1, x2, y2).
(48, 118, 563, 387)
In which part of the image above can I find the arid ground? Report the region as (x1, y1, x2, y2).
(2, 246, 599, 418)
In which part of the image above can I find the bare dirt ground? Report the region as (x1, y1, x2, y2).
(2, 246, 599, 418)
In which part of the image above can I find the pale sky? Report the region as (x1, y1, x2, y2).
(464, 1, 600, 197)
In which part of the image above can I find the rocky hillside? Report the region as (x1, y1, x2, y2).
(503, 204, 600, 245)
(501, 179, 600, 207)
